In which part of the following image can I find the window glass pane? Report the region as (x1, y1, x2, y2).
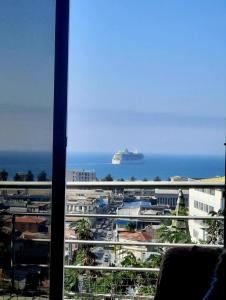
(66, 1, 225, 299)
(0, 1, 55, 298)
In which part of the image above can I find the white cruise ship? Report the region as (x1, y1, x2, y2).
(112, 149, 144, 164)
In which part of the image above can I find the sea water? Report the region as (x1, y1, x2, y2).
(0, 151, 224, 180)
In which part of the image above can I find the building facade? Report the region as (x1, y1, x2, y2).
(66, 169, 96, 181)
(189, 188, 224, 242)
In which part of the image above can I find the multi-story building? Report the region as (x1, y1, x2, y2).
(155, 188, 189, 208)
(66, 169, 96, 181)
(189, 188, 224, 242)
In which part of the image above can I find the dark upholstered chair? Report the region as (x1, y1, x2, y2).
(154, 246, 222, 300)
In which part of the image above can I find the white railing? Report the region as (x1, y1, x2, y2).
(0, 180, 224, 299)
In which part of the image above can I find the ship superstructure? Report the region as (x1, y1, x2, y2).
(112, 149, 144, 164)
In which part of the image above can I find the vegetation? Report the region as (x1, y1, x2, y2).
(26, 170, 34, 181)
(0, 169, 8, 181)
(14, 172, 22, 181)
(13, 170, 34, 181)
(153, 176, 161, 181)
(37, 170, 48, 181)
(157, 204, 191, 243)
(117, 178, 125, 181)
(78, 252, 160, 296)
(204, 210, 224, 245)
(65, 219, 160, 297)
(157, 225, 191, 243)
(125, 222, 136, 232)
(101, 174, 113, 181)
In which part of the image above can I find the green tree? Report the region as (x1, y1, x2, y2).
(37, 170, 48, 181)
(117, 178, 125, 181)
(157, 225, 191, 243)
(70, 219, 92, 240)
(102, 174, 113, 181)
(204, 210, 224, 245)
(26, 170, 34, 181)
(14, 173, 21, 181)
(125, 222, 136, 232)
(0, 169, 8, 181)
(64, 269, 79, 292)
(70, 219, 96, 266)
(153, 176, 161, 181)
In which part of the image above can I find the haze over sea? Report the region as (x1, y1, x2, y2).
(0, 151, 224, 180)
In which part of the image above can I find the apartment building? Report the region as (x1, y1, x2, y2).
(189, 188, 224, 242)
(66, 169, 96, 181)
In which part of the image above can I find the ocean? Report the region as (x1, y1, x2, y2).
(0, 151, 224, 180)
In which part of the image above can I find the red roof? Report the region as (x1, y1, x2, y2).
(15, 216, 46, 224)
(118, 230, 152, 242)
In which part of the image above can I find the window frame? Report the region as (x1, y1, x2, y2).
(49, 1, 69, 299)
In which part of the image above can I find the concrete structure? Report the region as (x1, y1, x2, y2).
(155, 188, 189, 208)
(117, 230, 153, 263)
(66, 189, 110, 214)
(169, 176, 194, 182)
(66, 169, 96, 182)
(189, 188, 224, 242)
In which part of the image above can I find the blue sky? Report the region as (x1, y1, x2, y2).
(68, 0, 226, 155)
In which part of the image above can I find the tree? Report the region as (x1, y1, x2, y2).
(70, 219, 92, 240)
(117, 178, 125, 181)
(26, 170, 34, 181)
(157, 225, 191, 243)
(69, 219, 96, 266)
(14, 173, 21, 181)
(153, 176, 161, 181)
(125, 222, 136, 232)
(0, 169, 8, 181)
(37, 170, 48, 181)
(129, 176, 136, 181)
(102, 174, 113, 181)
(204, 210, 224, 245)
(143, 178, 148, 181)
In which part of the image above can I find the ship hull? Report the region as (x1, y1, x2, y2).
(112, 158, 144, 165)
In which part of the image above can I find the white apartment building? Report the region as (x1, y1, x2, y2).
(189, 188, 224, 242)
(155, 189, 189, 208)
(66, 169, 96, 181)
(169, 176, 193, 181)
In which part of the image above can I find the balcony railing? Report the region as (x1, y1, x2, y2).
(0, 180, 225, 299)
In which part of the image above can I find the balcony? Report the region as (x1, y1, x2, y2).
(0, 180, 224, 299)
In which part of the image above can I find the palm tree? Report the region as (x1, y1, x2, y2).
(70, 219, 96, 266)
(69, 219, 92, 240)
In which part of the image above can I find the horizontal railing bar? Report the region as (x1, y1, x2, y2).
(66, 181, 225, 189)
(0, 180, 224, 189)
(0, 211, 51, 216)
(18, 238, 51, 242)
(64, 240, 223, 248)
(14, 238, 224, 248)
(0, 181, 52, 188)
(13, 263, 49, 268)
(64, 265, 160, 272)
(64, 292, 154, 299)
(66, 213, 224, 220)
(2, 211, 222, 220)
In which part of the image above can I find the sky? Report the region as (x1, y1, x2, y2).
(68, 0, 226, 155)
(0, 1, 225, 155)
(0, 0, 55, 151)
